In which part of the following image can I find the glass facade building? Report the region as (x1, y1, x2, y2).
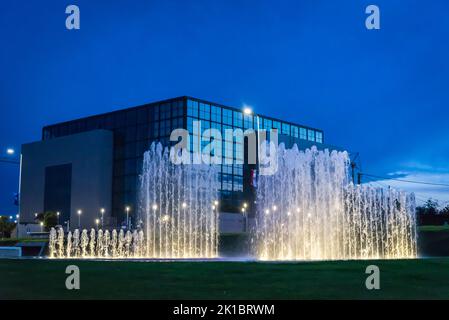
(42, 96, 324, 224)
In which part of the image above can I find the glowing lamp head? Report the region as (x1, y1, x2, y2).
(265, 209, 270, 215)
(182, 202, 187, 208)
(40, 222, 43, 226)
(287, 212, 291, 216)
(214, 200, 219, 206)
(243, 106, 253, 115)
(162, 215, 170, 222)
(152, 204, 158, 210)
(6, 148, 14, 155)
(241, 208, 245, 212)
(77, 210, 82, 215)
(212, 205, 216, 210)
(243, 202, 248, 208)
(95, 219, 99, 225)
(272, 205, 277, 211)
(56, 211, 60, 216)
(100, 208, 105, 214)
(125, 206, 130, 212)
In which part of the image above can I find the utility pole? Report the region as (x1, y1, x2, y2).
(357, 172, 362, 185)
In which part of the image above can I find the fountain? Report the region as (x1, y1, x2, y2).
(253, 144, 418, 260)
(139, 142, 220, 258)
(46, 142, 417, 261)
(47, 142, 220, 259)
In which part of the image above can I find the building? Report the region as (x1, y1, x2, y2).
(19, 96, 334, 233)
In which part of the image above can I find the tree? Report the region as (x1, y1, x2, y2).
(0, 216, 16, 238)
(34, 211, 58, 232)
(418, 199, 439, 215)
(441, 205, 449, 215)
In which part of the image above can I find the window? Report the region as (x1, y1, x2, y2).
(149, 105, 159, 122)
(282, 123, 290, 135)
(199, 103, 210, 120)
(222, 174, 233, 191)
(160, 120, 171, 136)
(244, 114, 253, 129)
(171, 118, 183, 131)
(300, 127, 307, 140)
(187, 99, 199, 117)
(137, 108, 148, 124)
(233, 164, 243, 176)
(235, 143, 243, 162)
(307, 129, 315, 142)
(125, 126, 136, 142)
(211, 122, 221, 132)
(171, 100, 184, 118)
(211, 105, 221, 122)
(223, 109, 233, 125)
(233, 111, 243, 127)
(233, 176, 243, 191)
(160, 103, 171, 119)
(316, 131, 323, 143)
(223, 165, 232, 174)
(291, 125, 299, 138)
(273, 121, 281, 132)
(263, 118, 272, 130)
(126, 110, 137, 125)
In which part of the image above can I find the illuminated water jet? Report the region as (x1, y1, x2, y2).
(253, 144, 418, 260)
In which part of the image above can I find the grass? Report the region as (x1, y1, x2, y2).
(1, 258, 449, 299)
(418, 225, 449, 232)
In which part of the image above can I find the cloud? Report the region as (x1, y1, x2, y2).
(367, 171, 449, 208)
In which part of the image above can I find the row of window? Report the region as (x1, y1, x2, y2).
(187, 99, 323, 143)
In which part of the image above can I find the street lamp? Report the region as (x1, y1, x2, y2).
(77, 210, 82, 229)
(100, 208, 105, 229)
(56, 211, 60, 225)
(6, 148, 14, 155)
(40, 221, 44, 232)
(95, 219, 100, 230)
(125, 206, 130, 229)
(243, 106, 253, 115)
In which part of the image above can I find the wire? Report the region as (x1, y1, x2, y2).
(361, 173, 449, 187)
(362, 174, 445, 204)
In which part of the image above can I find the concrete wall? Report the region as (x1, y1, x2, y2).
(219, 212, 246, 234)
(19, 130, 113, 230)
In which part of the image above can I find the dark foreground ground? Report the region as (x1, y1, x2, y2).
(0, 258, 448, 299)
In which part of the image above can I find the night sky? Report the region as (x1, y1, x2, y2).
(1, 0, 448, 215)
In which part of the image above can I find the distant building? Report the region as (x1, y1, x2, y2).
(19, 96, 336, 232)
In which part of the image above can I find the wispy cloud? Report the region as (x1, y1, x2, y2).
(367, 170, 449, 208)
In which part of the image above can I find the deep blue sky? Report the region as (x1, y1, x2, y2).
(1, 0, 449, 214)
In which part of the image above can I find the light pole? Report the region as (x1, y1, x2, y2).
(100, 208, 105, 229)
(77, 210, 82, 229)
(95, 219, 100, 231)
(242, 202, 248, 232)
(56, 211, 60, 225)
(125, 206, 130, 230)
(40, 221, 44, 232)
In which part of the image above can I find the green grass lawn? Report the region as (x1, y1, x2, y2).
(1, 258, 448, 299)
(419, 225, 449, 232)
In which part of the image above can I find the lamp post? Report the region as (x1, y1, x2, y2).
(77, 210, 82, 229)
(56, 211, 60, 225)
(40, 221, 44, 232)
(100, 208, 105, 229)
(125, 206, 130, 230)
(95, 219, 100, 231)
(242, 202, 248, 232)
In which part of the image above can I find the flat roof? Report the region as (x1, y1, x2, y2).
(43, 96, 323, 133)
